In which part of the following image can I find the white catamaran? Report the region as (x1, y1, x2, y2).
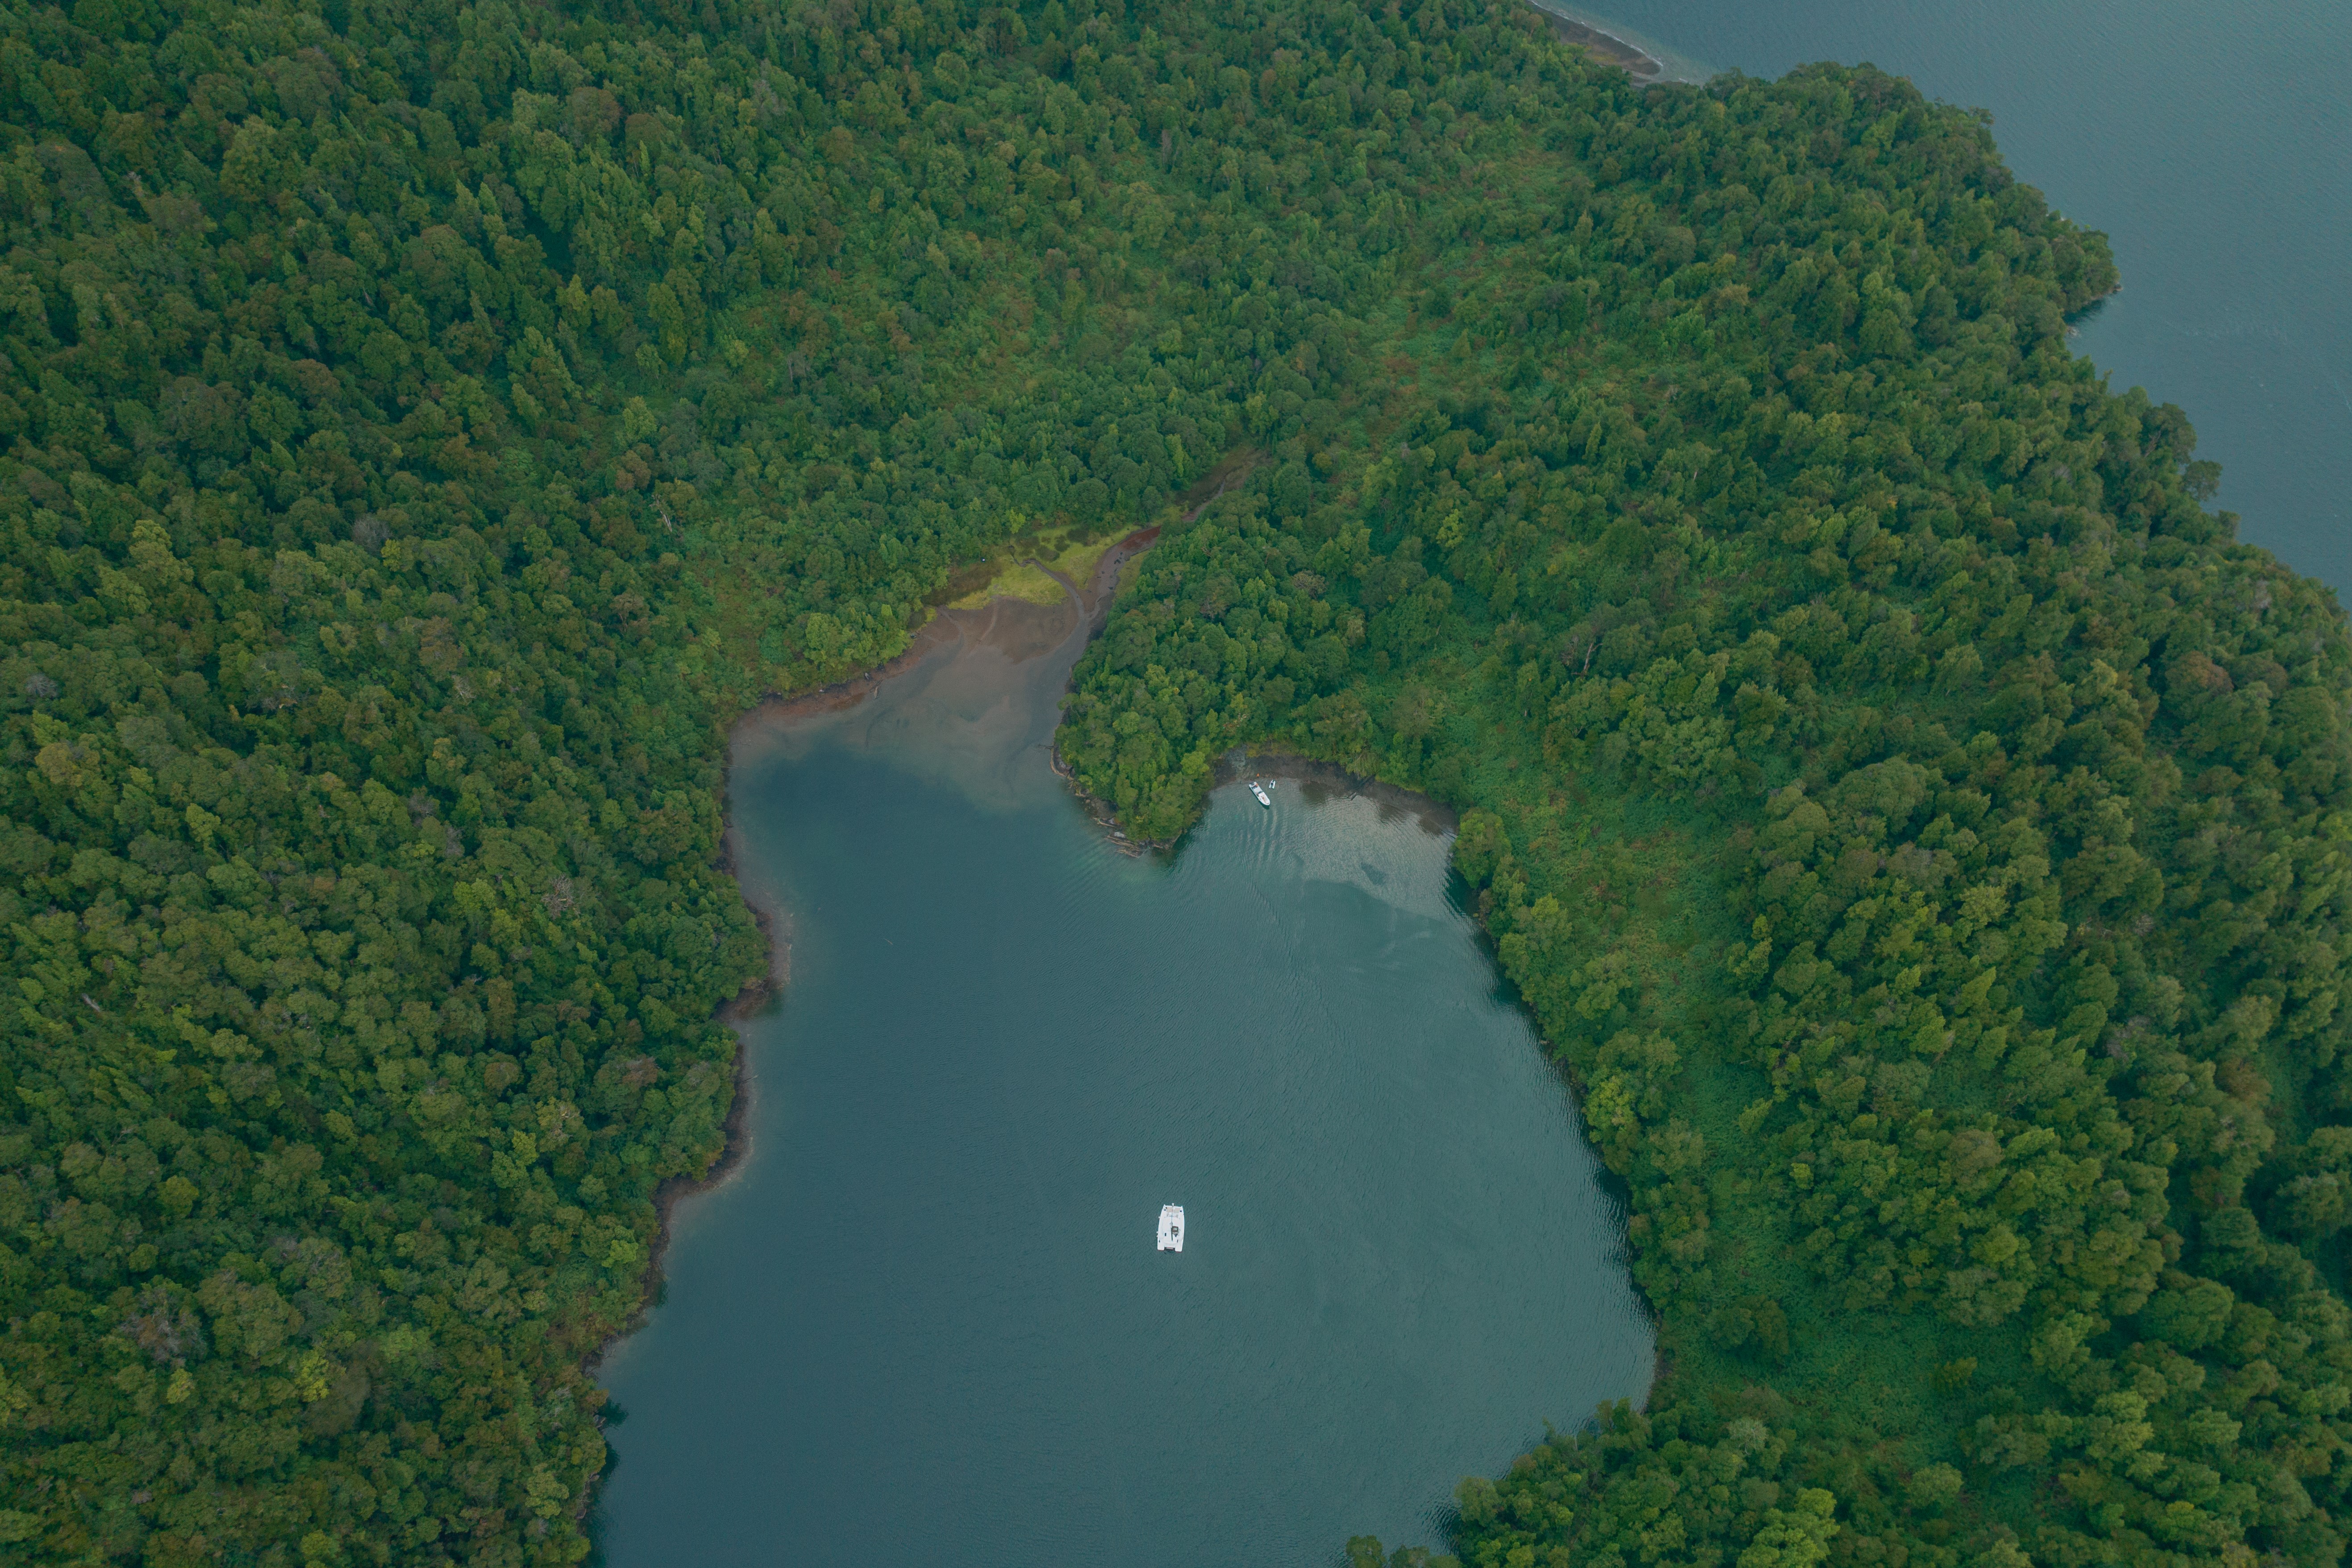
(1157, 1204, 1185, 1252)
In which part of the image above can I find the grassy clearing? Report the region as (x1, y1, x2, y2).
(948, 525, 1131, 609)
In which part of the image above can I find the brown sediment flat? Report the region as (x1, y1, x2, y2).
(1219, 749, 1459, 840)
(741, 600, 1015, 728)
(741, 519, 1164, 736)
(1531, 4, 1664, 79)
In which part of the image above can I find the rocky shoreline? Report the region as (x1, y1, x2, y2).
(1526, 2, 1666, 81)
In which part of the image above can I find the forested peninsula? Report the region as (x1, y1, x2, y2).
(4, 0, 2348, 1564)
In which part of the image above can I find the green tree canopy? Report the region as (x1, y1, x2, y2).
(3, 0, 2347, 1566)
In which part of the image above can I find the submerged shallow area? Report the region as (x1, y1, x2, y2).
(593, 592, 1652, 1565)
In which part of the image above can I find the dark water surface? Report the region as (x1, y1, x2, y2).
(594, 597, 1652, 1566)
(1550, 0, 2352, 594)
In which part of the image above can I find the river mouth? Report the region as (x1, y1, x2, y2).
(592, 581, 1653, 1565)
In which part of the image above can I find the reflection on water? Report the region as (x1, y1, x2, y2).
(594, 593, 1653, 1567)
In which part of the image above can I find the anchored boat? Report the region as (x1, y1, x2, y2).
(1249, 781, 1272, 807)
(1157, 1204, 1185, 1252)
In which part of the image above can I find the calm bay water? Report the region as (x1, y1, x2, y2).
(1556, 0, 2352, 595)
(594, 597, 1652, 1566)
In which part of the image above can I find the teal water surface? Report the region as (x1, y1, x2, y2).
(593, 605, 1653, 1565)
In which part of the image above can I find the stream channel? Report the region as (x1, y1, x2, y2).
(592, 560, 1653, 1565)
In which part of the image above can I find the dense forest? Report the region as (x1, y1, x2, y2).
(2, 0, 2346, 1565)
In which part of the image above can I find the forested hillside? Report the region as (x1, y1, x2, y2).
(2, 0, 2345, 1565)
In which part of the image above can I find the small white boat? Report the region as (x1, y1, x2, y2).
(1249, 781, 1272, 807)
(1157, 1204, 1185, 1252)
